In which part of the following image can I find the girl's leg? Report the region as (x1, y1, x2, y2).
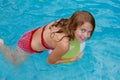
(13, 47, 30, 65)
(0, 39, 14, 62)
(0, 39, 30, 65)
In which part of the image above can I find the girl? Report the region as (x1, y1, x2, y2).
(0, 10, 95, 65)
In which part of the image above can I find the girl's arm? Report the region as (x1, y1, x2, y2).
(47, 38, 71, 64)
(54, 52, 83, 64)
(47, 34, 85, 64)
(55, 42, 85, 64)
(47, 40, 84, 64)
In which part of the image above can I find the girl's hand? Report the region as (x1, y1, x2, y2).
(51, 52, 83, 64)
(70, 52, 83, 62)
(70, 57, 78, 62)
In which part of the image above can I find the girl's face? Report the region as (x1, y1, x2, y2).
(74, 22, 93, 43)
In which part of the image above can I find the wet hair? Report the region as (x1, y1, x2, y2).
(50, 10, 95, 41)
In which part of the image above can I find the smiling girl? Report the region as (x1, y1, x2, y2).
(0, 10, 95, 65)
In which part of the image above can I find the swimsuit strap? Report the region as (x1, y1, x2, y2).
(30, 28, 43, 53)
(41, 26, 53, 50)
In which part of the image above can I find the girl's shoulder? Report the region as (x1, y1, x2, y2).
(56, 37, 70, 49)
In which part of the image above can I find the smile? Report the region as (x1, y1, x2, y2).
(80, 36, 86, 42)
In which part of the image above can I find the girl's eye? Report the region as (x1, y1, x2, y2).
(88, 31, 92, 34)
(80, 29, 86, 32)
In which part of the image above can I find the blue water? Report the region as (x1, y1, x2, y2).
(0, 0, 120, 80)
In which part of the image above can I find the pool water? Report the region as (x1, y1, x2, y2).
(0, 0, 120, 80)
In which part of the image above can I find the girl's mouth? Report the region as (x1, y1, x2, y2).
(80, 36, 86, 42)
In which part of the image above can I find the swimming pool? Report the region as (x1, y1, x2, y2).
(0, 0, 120, 80)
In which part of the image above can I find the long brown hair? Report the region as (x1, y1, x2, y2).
(50, 10, 95, 41)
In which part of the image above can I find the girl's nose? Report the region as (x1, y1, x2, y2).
(84, 32, 90, 38)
